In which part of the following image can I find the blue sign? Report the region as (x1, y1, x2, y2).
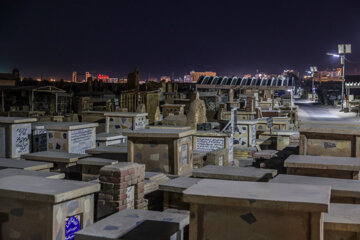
(65, 215, 81, 240)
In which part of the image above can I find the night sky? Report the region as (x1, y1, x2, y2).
(1, 0, 360, 80)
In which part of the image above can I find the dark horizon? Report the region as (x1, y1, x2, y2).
(1, 0, 360, 80)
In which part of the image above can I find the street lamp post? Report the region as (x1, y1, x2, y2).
(327, 44, 351, 111)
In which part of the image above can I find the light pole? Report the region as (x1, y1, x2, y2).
(327, 44, 351, 111)
(309, 66, 317, 101)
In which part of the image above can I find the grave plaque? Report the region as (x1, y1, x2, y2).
(11, 123, 31, 158)
(127, 185, 135, 209)
(65, 215, 81, 240)
(69, 128, 94, 154)
(196, 137, 225, 152)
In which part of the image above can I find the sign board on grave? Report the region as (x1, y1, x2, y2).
(196, 137, 225, 152)
(126, 185, 135, 209)
(182, 144, 188, 166)
(267, 117, 273, 128)
(69, 128, 95, 154)
(114, 98, 119, 110)
(11, 123, 31, 158)
(65, 214, 81, 240)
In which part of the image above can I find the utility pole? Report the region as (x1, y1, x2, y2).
(338, 44, 351, 111)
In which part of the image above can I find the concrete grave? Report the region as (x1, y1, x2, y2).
(86, 144, 128, 161)
(159, 177, 202, 210)
(0, 175, 99, 240)
(97, 162, 146, 219)
(192, 165, 277, 182)
(0, 168, 64, 179)
(104, 112, 148, 133)
(284, 154, 360, 179)
(271, 174, 360, 203)
(75, 209, 189, 240)
(124, 128, 195, 175)
(45, 122, 98, 154)
(161, 103, 185, 118)
(96, 132, 127, 147)
(183, 179, 330, 240)
(324, 203, 360, 240)
(256, 117, 289, 131)
(234, 120, 257, 148)
(77, 157, 118, 181)
(21, 151, 88, 179)
(0, 117, 37, 158)
(0, 157, 53, 171)
(300, 122, 360, 157)
(31, 121, 58, 153)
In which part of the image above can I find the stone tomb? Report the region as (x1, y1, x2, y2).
(21, 151, 88, 179)
(299, 122, 360, 157)
(97, 162, 146, 219)
(104, 112, 148, 133)
(75, 209, 189, 240)
(31, 121, 58, 153)
(159, 177, 202, 210)
(124, 128, 195, 175)
(0, 157, 53, 171)
(45, 122, 98, 154)
(96, 132, 127, 147)
(324, 203, 360, 240)
(256, 117, 289, 131)
(284, 155, 360, 179)
(0, 117, 37, 158)
(183, 179, 330, 240)
(271, 174, 360, 203)
(0, 168, 64, 179)
(234, 120, 257, 148)
(258, 130, 300, 150)
(0, 175, 99, 240)
(192, 165, 277, 182)
(86, 144, 128, 161)
(161, 103, 185, 118)
(77, 157, 118, 181)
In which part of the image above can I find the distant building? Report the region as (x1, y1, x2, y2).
(72, 71, 77, 83)
(190, 71, 216, 83)
(160, 76, 171, 83)
(0, 69, 19, 86)
(314, 68, 342, 82)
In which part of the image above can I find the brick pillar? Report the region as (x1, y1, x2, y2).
(97, 162, 146, 219)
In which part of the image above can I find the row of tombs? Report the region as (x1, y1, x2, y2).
(2, 92, 360, 239)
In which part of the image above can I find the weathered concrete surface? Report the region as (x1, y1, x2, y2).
(0, 175, 100, 203)
(0, 168, 64, 179)
(192, 165, 277, 182)
(21, 151, 88, 163)
(76, 209, 189, 240)
(0, 158, 53, 171)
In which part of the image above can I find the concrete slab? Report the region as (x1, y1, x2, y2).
(191, 165, 277, 181)
(0, 117, 37, 124)
(300, 123, 360, 135)
(159, 177, 202, 193)
(86, 144, 127, 154)
(0, 168, 64, 179)
(270, 174, 360, 198)
(44, 122, 98, 131)
(96, 132, 126, 141)
(123, 128, 195, 138)
(324, 203, 360, 232)
(75, 209, 189, 240)
(21, 151, 89, 163)
(0, 158, 53, 171)
(0, 175, 100, 203)
(284, 155, 360, 171)
(77, 157, 118, 166)
(104, 112, 148, 117)
(183, 179, 330, 212)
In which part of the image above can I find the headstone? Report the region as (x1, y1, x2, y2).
(196, 137, 225, 152)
